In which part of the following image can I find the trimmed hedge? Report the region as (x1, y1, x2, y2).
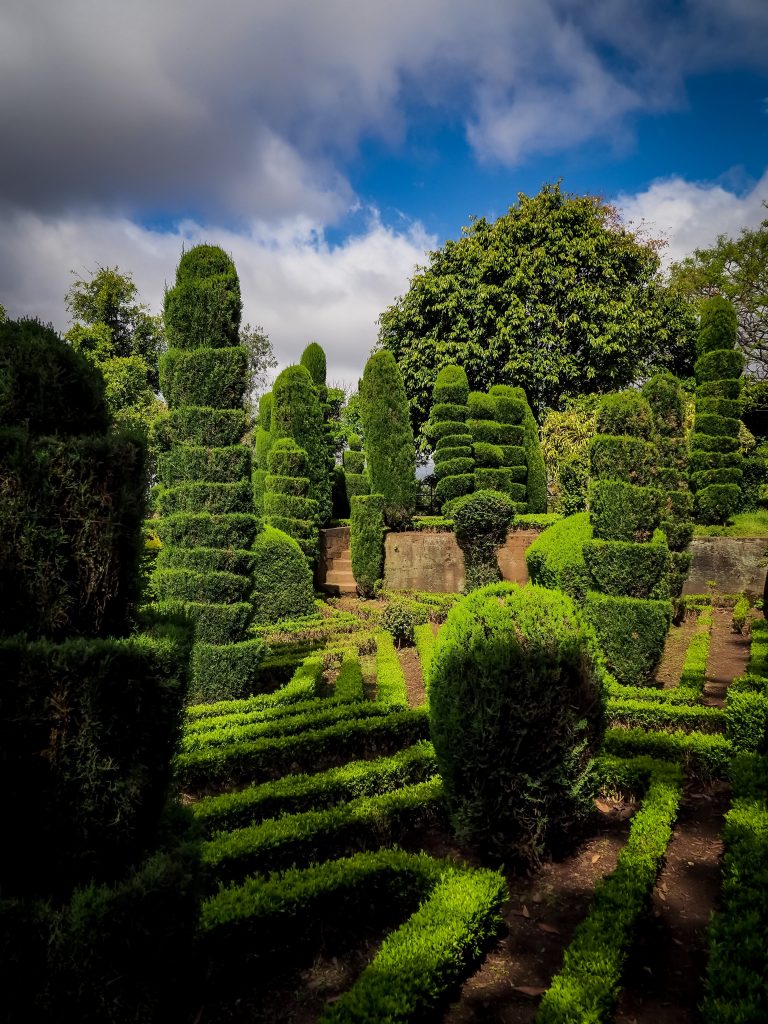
(467, 419, 525, 446)
(185, 652, 323, 721)
(595, 389, 654, 439)
(189, 637, 268, 704)
(473, 468, 526, 499)
(429, 582, 605, 865)
(583, 591, 671, 685)
(155, 479, 252, 516)
(158, 444, 250, 486)
(433, 364, 470, 405)
(436, 432, 473, 450)
(525, 511, 592, 600)
(300, 341, 327, 386)
(350, 494, 386, 598)
(159, 346, 247, 409)
(602, 727, 732, 780)
(589, 480, 662, 542)
(690, 432, 741, 454)
(375, 630, 409, 706)
(435, 473, 474, 505)
(153, 512, 260, 550)
(163, 245, 241, 349)
(696, 484, 743, 524)
(162, 406, 246, 447)
(642, 371, 685, 436)
(359, 351, 417, 529)
(467, 391, 497, 420)
(588, 434, 653, 485)
(698, 378, 741, 401)
(695, 349, 745, 383)
(153, 567, 251, 604)
(583, 537, 670, 599)
(697, 294, 738, 354)
(250, 525, 315, 624)
(451, 489, 518, 590)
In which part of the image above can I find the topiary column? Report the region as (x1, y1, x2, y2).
(583, 390, 672, 685)
(0, 317, 195, 1021)
(359, 350, 417, 529)
(430, 364, 474, 510)
(350, 493, 386, 598)
(252, 390, 275, 513)
(490, 384, 547, 513)
(271, 363, 332, 536)
(690, 296, 745, 524)
(263, 437, 319, 562)
(155, 245, 265, 703)
(429, 581, 605, 866)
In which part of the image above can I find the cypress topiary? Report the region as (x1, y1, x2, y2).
(300, 341, 327, 386)
(342, 431, 369, 507)
(263, 438, 319, 562)
(429, 582, 605, 866)
(350, 493, 386, 598)
(271, 364, 332, 530)
(1, 318, 195, 1020)
(359, 351, 417, 529)
(430, 365, 473, 511)
(585, 390, 672, 684)
(491, 384, 547, 511)
(154, 245, 265, 703)
(250, 525, 315, 623)
(691, 297, 744, 523)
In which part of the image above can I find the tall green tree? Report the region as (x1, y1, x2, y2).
(378, 183, 696, 435)
(240, 321, 277, 415)
(669, 207, 768, 377)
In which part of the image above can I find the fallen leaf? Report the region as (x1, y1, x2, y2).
(514, 986, 547, 998)
(595, 799, 612, 813)
(537, 922, 560, 935)
(522, 904, 530, 918)
(591, 853, 601, 864)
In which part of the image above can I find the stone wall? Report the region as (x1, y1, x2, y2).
(682, 537, 768, 598)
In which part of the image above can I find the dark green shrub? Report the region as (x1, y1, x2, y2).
(359, 352, 417, 529)
(642, 372, 685, 435)
(697, 397, 741, 420)
(264, 473, 312, 497)
(694, 413, 741, 438)
(742, 455, 767, 510)
(690, 432, 740, 453)
(271, 365, 332, 525)
(434, 446, 473, 467)
(467, 391, 497, 420)
(250, 525, 314, 624)
(689, 449, 742, 474)
(153, 567, 250, 604)
(584, 591, 671, 684)
(190, 637, 267, 704)
(433, 364, 469, 405)
(156, 544, 256, 576)
(435, 474, 474, 506)
(343, 449, 365, 474)
(472, 441, 504, 467)
(163, 245, 241, 349)
(491, 393, 526, 424)
(589, 480, 662, 542)
(158, 444, 250, 486)
(588, 435, 653, 485)
(159, 346, 247, 409)
(350, 494, 386, 598)
(691, 467, 744, 490)
(432, 402, 468, 422)
(698, 378, 741, 401)
(263, 492, 318, 522)
(490, 385, 547, 513)
(300, 342, 327, 386)
(655, 466, 688, 491)
(697, 295, 738, 354)
(153, 512, 260, 550)
(468, 419, 525, 445)
(429, 582, 605, 865)
(499, 444, 527, 467)
(259, 392, 273, 429)
(431, 418, 468, 439)
(430, 370, 473, 512)
(162, 406, 246, 448)
(696, 484, 743, 524)
(596, 390, 654, 439)
(451, 490, 517, 590)
(262, 438, 318, 560)
(438, 457, 475, 478)
(526, 512, 592, 600)
(474, 468, 525, 500)
(583, 538, 670, 599)
(268, 436, 307, 476)
(345, 471, 370, 506)
(0, 318, 108, 435)
(695, 349, 745, 383)
(155, 601, 252, 644)
(381, 598, 430, 646)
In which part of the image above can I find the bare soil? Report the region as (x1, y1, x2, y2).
(703, 608, 750, 706)
(656, 614, 699, 688)
(397, 645, 427, 707)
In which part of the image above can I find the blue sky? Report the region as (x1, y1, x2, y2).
(0, 0, 766, 386)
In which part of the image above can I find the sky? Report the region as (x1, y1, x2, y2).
(1, 0, 767, 390)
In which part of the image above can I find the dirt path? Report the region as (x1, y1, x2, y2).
(442, 802, 636, 1024)
(703, 608, 750, 706)
(656, 614, 698, 688)
(613, 782, 730, 1024)
(397, 646, 426, 707)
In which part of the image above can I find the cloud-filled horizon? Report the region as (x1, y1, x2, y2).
(1, 0, 767, 389)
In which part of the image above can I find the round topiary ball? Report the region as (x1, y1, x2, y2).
(429, 582, 605, 866)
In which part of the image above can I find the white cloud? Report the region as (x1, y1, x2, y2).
(616, 169, 768, 267)
(0, 207, 434, 390)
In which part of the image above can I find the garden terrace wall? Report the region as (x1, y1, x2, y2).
(682, 537, 768, 598)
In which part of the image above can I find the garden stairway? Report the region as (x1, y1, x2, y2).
(317, 526, 357, 595)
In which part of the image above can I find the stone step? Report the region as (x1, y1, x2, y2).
(329, 556, 353, 571)
(325, 570, 356, 587)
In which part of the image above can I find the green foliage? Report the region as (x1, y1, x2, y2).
(732, 595, 751, 635)
(435, 473, 474, 506)
(451, 489, 518, 590)
(474, 467, 524, 498)
(250, 525, 314, 624)
(161, 406, 246, 448)
(189, 637, 267, 704)
(359, 351, 418, 528)
(429, 582, 604, 865)
(153, 567, 250, 604)
(300, 341, 327, 386)
(583, 538, 670, 599)
(697, 294, 739, 354)
(159, 346, 247, 409)
(153, 511, 260, 550)
(595, 390, 654, 438)
(540, 397, 598, 515)
(379, 183, 696, 434)
(472, 441, 503, 467)
(537, 759, 682, 1023)
(154, 599, 253, 644)
(271, 364, 332, 525)
(163, 245, 241, 349)
(694, 412, 741, 437)
(350, 494, 386, 598)
(467, 391, 497, 420)
(696, 483, 743, 524)
(433, 363, 469, 405)
(588, 434, 653, 485)
(603, 727, 732, 779)
(375, 630, 409, 705)
(583, 591, 671, 685)
(436, 431, 473, 450)
(695, 348, 745, 382)
(468, 418, 525, 445)
(158, 444, 250, 486)
(589, 480, 662, 541)
(343, 449, 365, 474)
(156, 479, 252, 516)
(690, 431, 740, 453)
(381, 598, 430, 647)
(641, 371, 685, 435)
(525, 512, 592, 600)
(490, 385, 547, 513)
(698, 378, 742, 400)
(345, 470, 370, 506)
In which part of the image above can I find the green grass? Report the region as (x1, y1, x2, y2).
(694, 509, 768, 537)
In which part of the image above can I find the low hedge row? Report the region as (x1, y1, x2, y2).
(375, 630, 410, 706)
(726, 680, 768, 751)
(193, 741, 438, 835)
(701, 752, 768, 1023)
(602, 727, 732, 780)
(189, 636, 268, 704)
(606, 697, 725, 734)
(537, 757, 682, 1023)
(185, 654, 323, 721)
(334, 648, 365, 702)
(185, 688, 364, 738)
(679, 605, 713, 691)
(414, 622, 437, 694)
(201, 777, 445, 885)
(175, 707, 431, 790)
(583, 592, 671, 686)
(525, 512, 592, 600)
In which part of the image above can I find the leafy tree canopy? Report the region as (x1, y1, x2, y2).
(378, 183, 696, 436)
(240, 321, 277, 415)
(668, 205, 768, 377)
